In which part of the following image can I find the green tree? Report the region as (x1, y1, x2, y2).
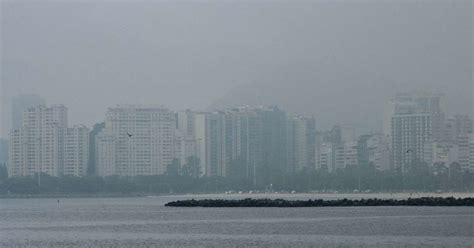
(166, 158, 180, 177)
(181, 156, 201, 178)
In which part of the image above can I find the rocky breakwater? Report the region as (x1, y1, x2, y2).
(165, 197, 474, 207)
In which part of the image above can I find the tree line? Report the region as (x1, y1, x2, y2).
(0, 158, 472, 195)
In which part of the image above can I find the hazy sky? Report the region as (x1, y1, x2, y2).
(1, 0, 472, 137)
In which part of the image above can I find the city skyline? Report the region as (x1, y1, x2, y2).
(0, 1, 472, 246)
(5, 92, 474, 180)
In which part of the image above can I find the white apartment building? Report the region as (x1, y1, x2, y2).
(423, 141, 459, 169)
(457, 134, 472, 172)
(95, 130, 117, 177)
(384, 93, 443, 141)
(443, 115, 473, 142)
(315, 143, 333, 172)
(64, 125, 90, 176)
(469, 134, 474, 172)
(173, 130, 199, 168)
(342, 141, 358, 168)
(287, 115, 316, 172)
(8, 105, 68, 177)
(176, 111, 206, 176)
(391, 113, 432, 173)
(95, 105, 176, 176)
(366, 134, 391, 171)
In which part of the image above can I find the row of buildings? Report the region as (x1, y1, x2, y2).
(4, 93, 474, 181)
(95, 105, 292, 184)
(8, 105, 89, 177)
(385, 93, 473, 173)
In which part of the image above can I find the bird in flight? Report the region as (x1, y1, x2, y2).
(406, 149, 413, 153)
(127, 132, 133, 138)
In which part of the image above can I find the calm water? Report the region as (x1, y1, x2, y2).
(0, 194, 473, 247)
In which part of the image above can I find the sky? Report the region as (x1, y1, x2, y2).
(1, 0, 472, 137)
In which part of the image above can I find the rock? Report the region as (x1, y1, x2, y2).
(164, 197, 474, 207)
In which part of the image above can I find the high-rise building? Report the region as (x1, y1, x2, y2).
(8, 105, 68, 177)
(235, 109, 264, 184)
(205, 111, 228, 177)
(95, 130, 117, 177)
(385, 93, 443, 172)
(443, 115, 473, 142)
(315, 143, 333, 172)
(469, 134, 474, 172)
(95, 105, 176, 176)
(457, 134, 473, 172)
(88, 122, 105, 176)
(357, 134, 390, 171)
(256, 106, 288, 184)
(172, 130, 199, 172)
(384, 93, 444, 141)
(194, 113, 207, 176)
(64, 125, 89, 177)
(423, 140, 459, 170)
(287, 115, 316, 172)
(202, 106, 286, 186)
(333, 141, 358, 170)
(391, 113, 432, 172)
(315, 141, 358, 172)
(176, 111, 206, 176)
(11, 95, 45, 131)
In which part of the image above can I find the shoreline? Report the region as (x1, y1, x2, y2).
(1, 191, 473, 199)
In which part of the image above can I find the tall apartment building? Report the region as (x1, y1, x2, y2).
(315, 143, 333, 172)
(176, 111, 206, 176)
(287, 115, 316, 172)
(95, 130, 117, 177)
(385, 93, 442, 172)
(391, 113, 432, 172)
(334, 141, 358, 170)
(205, 111, 228, 177)
(469, 134, 474, 172)
(7, 105, 76, 177)
(64, 125, 90, 176)
(257, 106, 288, 182)
(315, 141, 358, 172)
(357, 134, 390, 171)
(457, 134, 473, 172)
(443, 115, 473, 142)
(88, 122, 106, 176)
(172, 130, 199, 170)
(423, 141, 459, 170)
(202, 106, 286, 186)
(385, 93, 443, 139)
(95, 105, 176, 177)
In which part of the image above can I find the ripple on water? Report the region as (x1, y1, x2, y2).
(0, 197, 472, 247)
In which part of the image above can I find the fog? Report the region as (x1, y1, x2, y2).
(1, 0, 472, 137)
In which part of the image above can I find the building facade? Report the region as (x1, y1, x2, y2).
(391, 113, 432, 172)
(423, 140, 459, 170)
(357, 134, 390, 171)
(8, 105, 70, 177)
(95, 105, 176, 177)
(315, 143, 333, 172)
(64, 125, 90, 177)
(287, 115, 316, 172)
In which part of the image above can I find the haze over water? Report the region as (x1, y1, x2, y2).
(1, 194, 473, 247)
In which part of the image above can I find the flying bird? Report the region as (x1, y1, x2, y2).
(406, 149, 413, 153)
(127, 132, 133, 138)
